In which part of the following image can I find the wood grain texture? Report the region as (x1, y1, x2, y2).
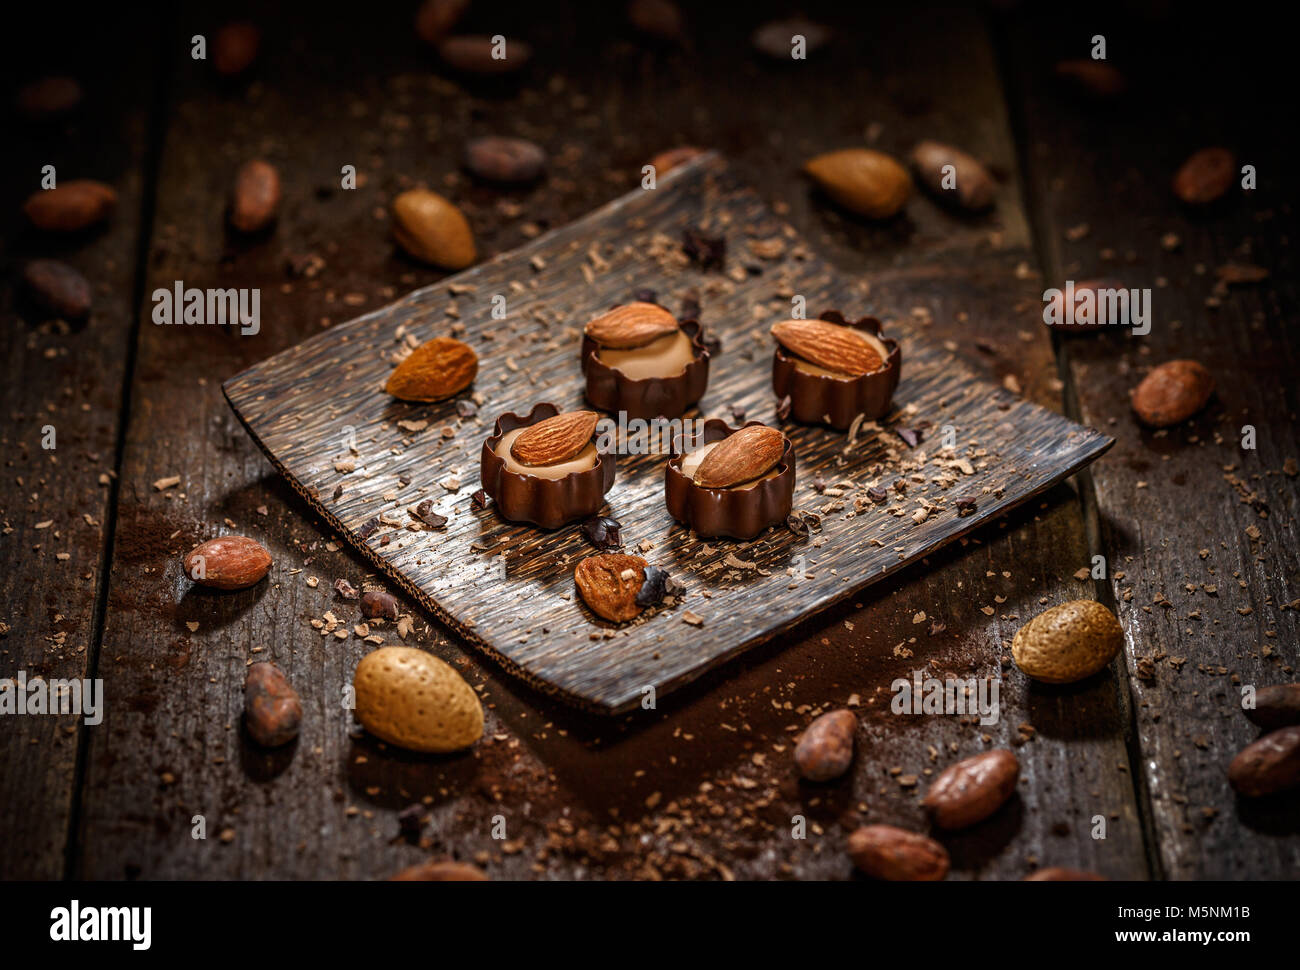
(66, 0, 1152, 881)
(0, 8, 159, 878)
(225, 154, 1113, 712)
(1001, 7, 1300, 877)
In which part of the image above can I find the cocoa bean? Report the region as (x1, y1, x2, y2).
(23, 260, 92, 319)
(793, 709, 856, 781)
(243, 662, 302, 747)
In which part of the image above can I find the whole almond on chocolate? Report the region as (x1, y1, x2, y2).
(1228, 726, 1300, 797)
(213, 21, 261, 77)
(693, 425, 785, 488)
(1173, 147, 1235, 205)
(910, 140, 995, 211)
(414, 0, 469, 45)
(847, 825, 949, 881)
(647, 146, 703, 176)
(437, 35, 532, 75)
(385, 337, 478, 402)
(1245, 684, 1300, 731)
(463, 136, 546, 184)
(244, 662, 302, 747)
(230, 159, 281, 232)
(16, 76, 82, 120)
(392, 188, 476, 269)
(803, 148, 911, 219)
(1024, 868, 1107, 881)
(585, 302, 679, 349)
(23, 260, 92, 319)
(1012, 600, 1123, 684)
(391, 858, 488, 881)
(794, 709, 857, 781)
(510, 410, 599, 466)
(24, 180, 116, 232)
(183, 536, 272, 590)
(922, 749, 1020, 829)
(771, 318, 883, 376)
(575, 554, 647, 623)
(1131, 360, 1214, 428)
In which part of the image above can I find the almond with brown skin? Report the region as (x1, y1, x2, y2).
(585, 302, 679, 348)
(1173, 147, 1235, 205)
(1131, 360, 1214, 427)
(391, 189, 476, 269)
(574, 554, 647, 623)
(794, 709, 857, 781)
(771, 319, 882, 376)
(803, 148, 911, 219)
(909, 140, 995, 211)
(693, 425, 785, 488)
(510, 410, 599, 466)
(922, 749, 1020, 829)
(230, 159, 281, 232)
(847, 825, 949, 881)
(183, 536, 272, 590)
(1228, 726, 1300, 797)
(23, 180, 116, 232)
(385, 337, 477, 402)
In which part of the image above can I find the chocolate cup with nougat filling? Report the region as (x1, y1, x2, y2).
(480, 403, 616, 530)
(665, 419, 796, 540)
(581, 308, 710, 420)
(772, 310, 901, 430)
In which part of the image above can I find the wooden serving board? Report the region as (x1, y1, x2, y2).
(223, 153, 1113, 714)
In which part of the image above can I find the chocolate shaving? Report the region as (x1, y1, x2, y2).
(412, 499, 448, 528)
(333, 578, 358, 600)
(633, 287, 658, 304)
(866, 486, 889, 504)
(682, 227, 726, 270)
(357, 518, 380, 540)
(580, 515, 622, 550)
(470, 488, 489, 510)
(776, 395, 792, 421)
(785, 510, 822, 535)
(896, 427, 923, 449)
(456, 399, 478, 418)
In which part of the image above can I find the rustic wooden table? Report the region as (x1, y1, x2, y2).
(2, 1, 1296, 881)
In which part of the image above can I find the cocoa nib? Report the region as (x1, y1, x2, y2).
(786, 510, 822, 535)
(455, 399, 478, 418)
(682, 227, 726, 269)
(397, 804, 426, 839)
(333, 578, 359, 600)
(896, 426, 923, 448)
(635, 566, 679, 608)
(580, 515, 622, 550)
(412, 499, 448, 528)
(633, 288, 658, 304)
(357, 517, 380, 540)
(956, 497, 978, 516)
(470, 488, 489, 510)
(866, 486, 889, 504)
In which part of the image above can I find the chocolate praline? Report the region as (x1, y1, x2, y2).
(581, 302, 710, 420)
(480, 403, 615, 529)
(772, 310, 901, 430)
(665, 419, 796, 540)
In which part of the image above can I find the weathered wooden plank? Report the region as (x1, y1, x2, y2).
(1000, 7, 1300, 877)
(76, 1, 1148, 880)
(0, 9, 159, 879)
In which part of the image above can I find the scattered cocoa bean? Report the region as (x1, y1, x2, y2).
(213, 22, 260, 77)
(361, 590, 400, 621)
(414, 0, 468, 45)
(1024, 867, 1107, 881)
(627, 0, 684, 42)
(847, 824, 949, 881)
(922, 749, 1020, 829)
(390, 859, 489, 881)
(1228, 726, 1300, 797)
(16, 76, 82, 120)
(23, 180, 116, 232)
(1245, 684, 1300, 731)
(463, 136, 546, 184)
(793, 709, 857, 781)
(1131, 359, 1214, 428)
(230, 159, 281, 232)
(437, 35, 532, 75)
(1054, 59, 1126, 97)
(1173, 147, 1235, 205)
(243, 662, 302, 747)
(910, 140, 995, 210)
(23, 260, 92, 319)
(751, 17, 830, 59)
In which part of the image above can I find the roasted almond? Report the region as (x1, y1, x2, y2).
(693, 425, 785, 488)
(574, 554, 647, 623)
(1131, 359, 1214, 428)
(385, 337, 478, 402)
(510, 410, 599, 466)
(585, 302, 679, 348)
(803, 148, 911, 219)
(391, 188, 476, 269)
(183, 536, 272, 590)
(771, 318, 883, 376)
(23, 180, 117, 232)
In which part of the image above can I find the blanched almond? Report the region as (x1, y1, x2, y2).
(510, 410, 599, 466)
(585, 302, 679, 348)
(771, 318, 882, 376)
(693, 425, 785, 488)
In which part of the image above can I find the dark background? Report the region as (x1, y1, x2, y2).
(2, 1, 1296, 881)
